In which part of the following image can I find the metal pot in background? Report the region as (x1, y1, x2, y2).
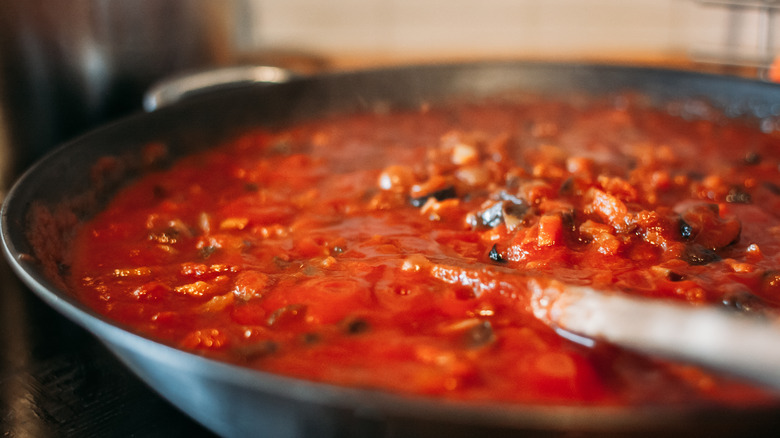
(0, 0, 256, 185)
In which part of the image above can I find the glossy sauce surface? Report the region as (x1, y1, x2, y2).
(67, 95, 780, 406)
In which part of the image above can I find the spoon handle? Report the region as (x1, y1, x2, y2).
(530, 280, 780, 390)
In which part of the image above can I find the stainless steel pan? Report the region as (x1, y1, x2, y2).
(3, 62, 780, 437)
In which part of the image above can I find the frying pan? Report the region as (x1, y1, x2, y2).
(3, 62, 780, 437)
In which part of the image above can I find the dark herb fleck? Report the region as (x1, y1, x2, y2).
(273, 256, 292, 269)
(681, 244, 721, 265)
(152, 185, 168, 199)
(410, 186, 457, 207)
(244, 182, 259, 192)
(58, 263, 71, 276)
(687, 171, 705, 181)
(502, 201, 532, 227)
(344, 318, 370, 335)
(667, 271, 685, 282)
(744, 151, 761, 165)
(236, 340, 278, 360)
(559, 177, 575, 195)
(679, 218, 693, 240)
(465, 320, 495, 348)
(764, 181, 780, 196)
(488, 244, 506, 263)
(302, 333, 321, 345)
(560, 210, 576, 233)
(199, 245, 218, 259)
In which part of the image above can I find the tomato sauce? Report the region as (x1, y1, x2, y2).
(67, 94, 780, 406)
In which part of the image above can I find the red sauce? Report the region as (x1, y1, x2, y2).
(67, 95, 780, 406)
